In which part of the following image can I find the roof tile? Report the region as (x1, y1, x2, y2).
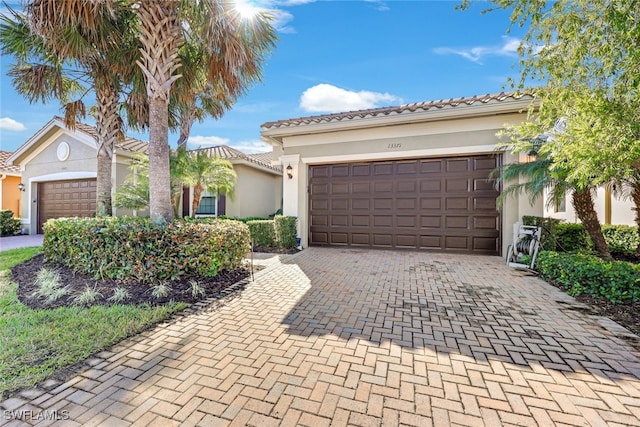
(261, 91, 530, 129)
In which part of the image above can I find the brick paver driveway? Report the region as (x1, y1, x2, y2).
(2, 248, 640, 426)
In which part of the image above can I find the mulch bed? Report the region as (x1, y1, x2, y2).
(11, 254, 251, 309)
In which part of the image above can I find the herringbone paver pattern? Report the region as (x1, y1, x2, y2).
(2, 248, 640, 426)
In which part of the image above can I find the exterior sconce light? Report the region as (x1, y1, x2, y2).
(286, 164, 293, 179)
(18, 183, 25, 192)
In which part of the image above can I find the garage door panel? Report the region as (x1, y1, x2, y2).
(332, 165, 349, 177)
(373, 163, 393, 175)
(420, 180, 441, 192)
(352, 164, 371, 176)
(445, 198, 468, 210)
(446, 178, 469, 192)
(374, 181, 393, 193)
(309, 154, 500, 254)
(352, 182, 371, 193)
(352, 199, 370, 210)
(447, 159, 470, 172)
(331, 183, 349, 194)
(420, 216, 441, 228)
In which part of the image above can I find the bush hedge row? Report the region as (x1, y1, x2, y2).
(43, 217, 251, 283)
(522, 216, 639, 255)
(246, 215, 298, 249)
(0, 210, 20, 236)
(536, 250, 640, 303)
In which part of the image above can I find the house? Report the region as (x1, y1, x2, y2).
(6, 117, 283, 234)
(182, 145, 282, 219)
(0, 150, 22, 218)
(261, 92, 635, 256)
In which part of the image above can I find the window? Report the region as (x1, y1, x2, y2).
(196, 190, 217, 215)
(554, 193, 566, 213)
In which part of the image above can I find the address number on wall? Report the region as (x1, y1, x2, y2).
(387, 143, 402, 149)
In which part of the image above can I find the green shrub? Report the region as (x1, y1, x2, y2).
(0, 210, 20, 236)
(274, 215, 298, 249)
(553, 223, 592, 252)
(43, 216, 251, 283)
(536, 251, 640, 303)
(247, 220, 276, 247)
(602, 224, 640, 257)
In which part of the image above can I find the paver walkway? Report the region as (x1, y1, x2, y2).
(2, 248, 640, 426)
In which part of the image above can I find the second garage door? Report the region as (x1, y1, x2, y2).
(309, 154, 501, 254)
(37, 179, 97, 233)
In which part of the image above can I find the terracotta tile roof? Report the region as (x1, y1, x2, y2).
(0, 150, 20, 174)
(54, 116, 149, 153)
(262, 91, 531, 129)
(192, 145, 281, 173)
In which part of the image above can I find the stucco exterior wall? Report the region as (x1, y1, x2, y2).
(225, 164, 282, 218)
(274, 112, 544, 255)
(1, 175, 22, 217)
(545, 187, 636, 226)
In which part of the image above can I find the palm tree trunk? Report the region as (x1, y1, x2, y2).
(95, 82, 121, 217)
(572, 189, 612, 260)
(191, 183, 203, 216)
(136, 0, 183, 223)
(630, 181, 640, 255)
(148, 96, 173, 222)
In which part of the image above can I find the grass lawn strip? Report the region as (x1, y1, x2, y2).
(0, 247, 187, 399)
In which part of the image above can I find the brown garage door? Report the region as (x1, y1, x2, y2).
(309, 155, 501, 254)
(38, 179, 97, 233)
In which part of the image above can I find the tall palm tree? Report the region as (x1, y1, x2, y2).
(134, 0, 277, 222)
(0, 1, 139, 216)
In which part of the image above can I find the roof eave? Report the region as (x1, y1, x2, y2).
(261, 97, 534, 140)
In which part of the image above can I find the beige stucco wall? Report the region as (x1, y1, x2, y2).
(545, 187, 636, 226)
(225, 163, 282, 218)
(273, 111, 544, 256)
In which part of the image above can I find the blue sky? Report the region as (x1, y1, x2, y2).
(0, 0, 525, 154)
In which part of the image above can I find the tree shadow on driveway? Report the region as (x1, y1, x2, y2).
(280, 248, 640, 379)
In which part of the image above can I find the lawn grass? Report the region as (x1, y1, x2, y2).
(0, 247, 188, 398)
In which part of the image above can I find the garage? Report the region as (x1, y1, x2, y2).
(37, 179, 96, 233)
(309, 154, 501, 254)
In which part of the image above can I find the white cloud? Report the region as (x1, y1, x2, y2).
(0, 117, 27, 131)
(188, 135, 231, 147)
(300, 84, 402, 113)
(187, 135, 271, 154)
(433, 36, 521, 64)
(231, 139, 272, 154)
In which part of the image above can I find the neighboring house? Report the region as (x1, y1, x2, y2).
(0, 150, 22, 217)
(183, 145, 282, 219)
(262, 92, 637, 256)
(7, 117, 283, 234)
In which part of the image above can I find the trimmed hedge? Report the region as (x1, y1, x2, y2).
(536, 251, 640, 303)
(523, 216, 639, 255)
(0, 210, 20, 236)
(43, 217, 251, 283)
(274, 215, 298, 249)
(247, 220, 276, 247)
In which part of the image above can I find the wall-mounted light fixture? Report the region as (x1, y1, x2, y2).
(286, 164, 293, 179)
(17, 183, 25, 192)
